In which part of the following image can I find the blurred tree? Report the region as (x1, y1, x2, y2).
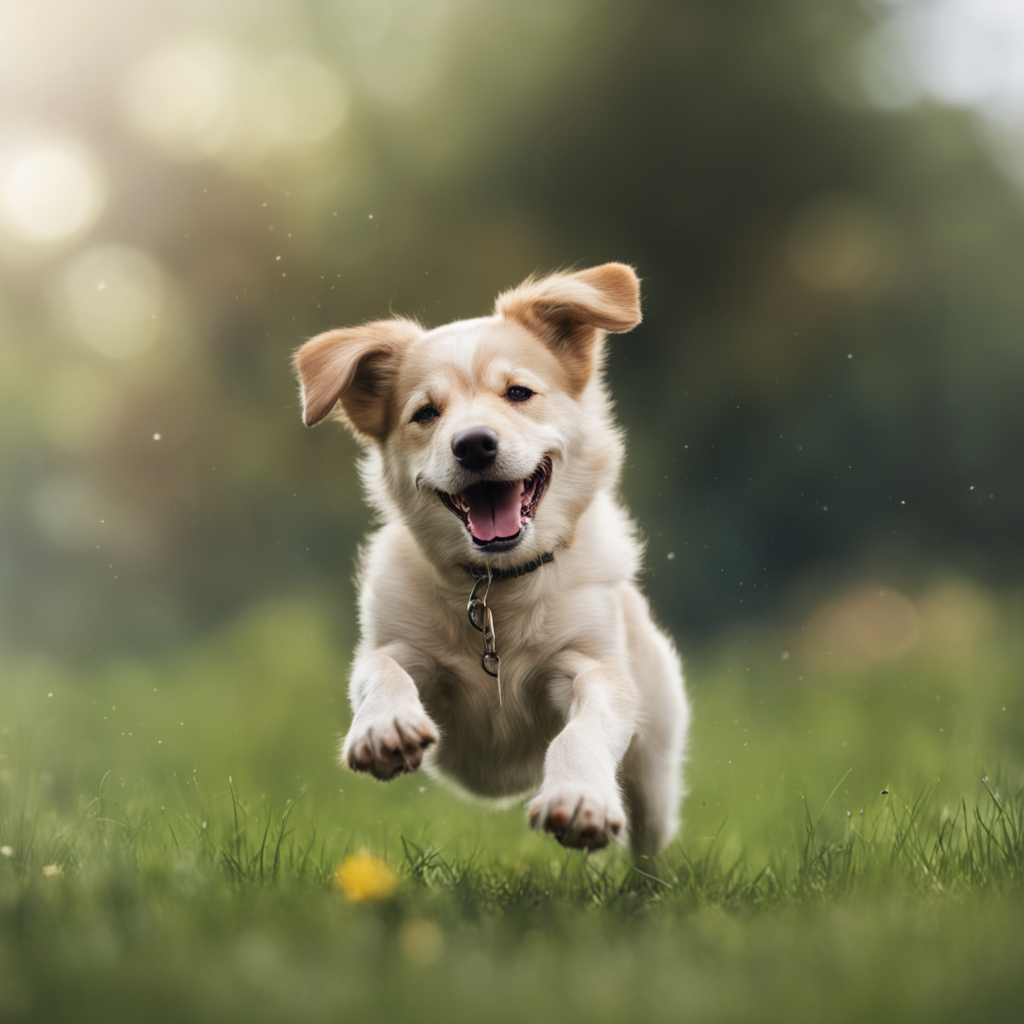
(0, 0, 1022, 659)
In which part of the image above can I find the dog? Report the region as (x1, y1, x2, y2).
(293, 263, 689, 856)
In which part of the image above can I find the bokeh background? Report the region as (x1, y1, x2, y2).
(1, 0, 1023, 823)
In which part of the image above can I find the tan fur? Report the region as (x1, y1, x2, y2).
(495, 262, 642, 396)
(293, 317, 424, 435)
(293, 264, 689, 857)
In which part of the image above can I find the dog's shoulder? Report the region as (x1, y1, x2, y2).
(355, 523, 462, 650)
(357, 522, 437, 604)
(559, 490, 644, 589)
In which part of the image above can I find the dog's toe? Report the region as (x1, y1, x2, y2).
(526, 785, 625, 851)
(342, 710, 438, 781)
(545, 806, 573, 833)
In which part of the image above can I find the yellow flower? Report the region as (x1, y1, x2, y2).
(333, 852, 399, 902)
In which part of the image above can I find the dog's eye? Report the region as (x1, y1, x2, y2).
(411, 405, 440, 423)
(505, 385, 534, 403)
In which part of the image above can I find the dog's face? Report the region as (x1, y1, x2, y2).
(294, 264, 641, 569)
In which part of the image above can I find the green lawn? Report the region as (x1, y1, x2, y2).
(1, 590, 1022, 1023)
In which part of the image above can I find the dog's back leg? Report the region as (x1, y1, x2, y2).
(620, 596, 690, 858)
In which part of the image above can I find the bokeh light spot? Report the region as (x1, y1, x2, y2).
(398, 918, 444, 965)
(804, 586, 921, 672)
(122, 40, 349, 165)
(260, 53, 350, 145)
(57, 245, 165, 359)
(0, 138, 105, 245)
(122, 38, 245, 161)
(787, 197, 902, 294)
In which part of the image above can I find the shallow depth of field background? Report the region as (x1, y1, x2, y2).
(1, 1, 1024, 1021)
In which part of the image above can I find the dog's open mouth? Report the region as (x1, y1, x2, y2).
(439, 458, 551, 549)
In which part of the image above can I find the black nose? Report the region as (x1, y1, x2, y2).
(452, 427, 499, 471)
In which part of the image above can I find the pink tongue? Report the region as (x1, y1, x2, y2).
(464, 481, 525, 542)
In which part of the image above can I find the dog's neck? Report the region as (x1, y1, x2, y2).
(461, 550, 555, 685)
(463, 551, 554, 582)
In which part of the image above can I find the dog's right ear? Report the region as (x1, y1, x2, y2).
(292, 318, 423, 439)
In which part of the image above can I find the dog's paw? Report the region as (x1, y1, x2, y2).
(526, 784, 626, 851)
(341, 709, 439, 781)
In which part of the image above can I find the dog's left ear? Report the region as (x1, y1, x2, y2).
(495, 263, 641, 395)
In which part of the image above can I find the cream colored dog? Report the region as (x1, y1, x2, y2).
(293, 263, 689, 856)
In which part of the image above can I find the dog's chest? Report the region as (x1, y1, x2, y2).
(419, 636, 564, 798)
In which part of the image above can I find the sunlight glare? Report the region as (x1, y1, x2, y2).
(865, 0, 1024, 115)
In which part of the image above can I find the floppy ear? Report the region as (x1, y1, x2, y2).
(292, 318, 423, 438)
(494, 263, 641, 394)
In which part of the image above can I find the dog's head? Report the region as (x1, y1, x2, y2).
(293, 263, 641, 571)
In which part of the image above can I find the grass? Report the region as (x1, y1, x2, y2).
(1, 587, 1023, 1023)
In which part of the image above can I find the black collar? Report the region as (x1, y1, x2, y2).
(465, 551, 554, 581)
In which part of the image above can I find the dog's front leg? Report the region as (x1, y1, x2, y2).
(341, 642, 438, 781)
(526, 653, 636, 850)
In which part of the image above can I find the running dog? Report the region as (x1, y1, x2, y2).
(293, 263, 689, 855)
